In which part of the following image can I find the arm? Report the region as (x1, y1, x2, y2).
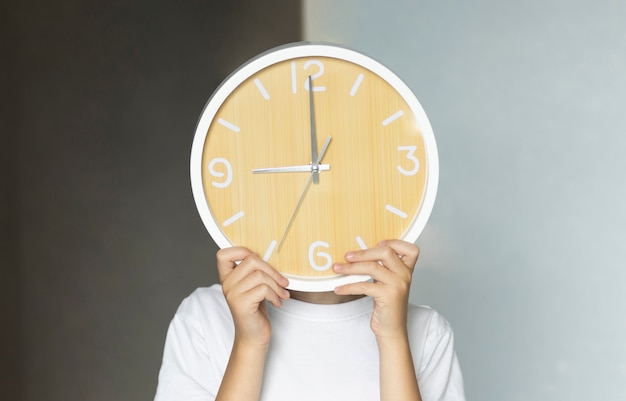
(215, 247, 290, 401)
(333, 240, 422, 401)
(376, 331, 421, 401)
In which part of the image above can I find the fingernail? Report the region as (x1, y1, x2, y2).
(378, 240, 387, 247)
(345, 252, 355, 260)
(333, 263, 343, 272)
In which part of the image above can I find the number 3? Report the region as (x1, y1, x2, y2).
(397, 146, 420, 176)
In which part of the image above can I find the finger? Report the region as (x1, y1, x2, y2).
(216, 246, 254, 281)
(238, 276, 290, 307)
(216, 247, 289, 288)
(227, 284, 286, 312)
(333, 260, 394, 284)
(234, 269, 291, 303)
(220, 251, 289, 292)
(231, 253, 289, 288)
(342, 246, 406, 275)
(378, 239, 420, 267)
(334, 279, 384, 298)
(344, 240, 419, 271)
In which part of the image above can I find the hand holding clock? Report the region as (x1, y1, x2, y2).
(216, 247, 290, 347)
(334, 239, 422, 401)
(215, 247, 290, 401)
(333, 239, 419, 340)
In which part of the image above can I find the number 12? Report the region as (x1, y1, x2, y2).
(291, 60, 326, 93)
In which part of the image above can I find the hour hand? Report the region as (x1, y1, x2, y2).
(252, 164, 330, 174)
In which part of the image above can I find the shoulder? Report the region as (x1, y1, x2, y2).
(174, 284, 232, 328)
(406, 304, 457, 364)
(156, 285, 233, 399)
(407, 305, 465, 398)
(407, 303, 453, 337)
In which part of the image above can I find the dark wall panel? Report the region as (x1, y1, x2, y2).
(5, 1, 301, 400)
(1, 0, 21, 398)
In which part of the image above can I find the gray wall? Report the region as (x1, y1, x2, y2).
(305, 1, 626, 400)
(3, 1, 300, 400)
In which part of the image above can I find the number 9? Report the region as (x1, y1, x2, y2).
(208, 158, 232, 188)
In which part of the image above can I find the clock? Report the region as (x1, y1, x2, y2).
(190, 42, 438, 292)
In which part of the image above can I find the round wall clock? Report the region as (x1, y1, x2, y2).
(190, 42, 438, 292)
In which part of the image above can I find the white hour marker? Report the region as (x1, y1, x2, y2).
(291, 61, 297, 94)
(263, 240, 277, 261)
(385, 205, 408, 219)
(350, 74, 364, 97)
(217, 118, 240, 133)
(356, 236, 367, 250)
(382, 110, 404, 126)
(254, 78, 270, 100)
(223, 211, 244, 227)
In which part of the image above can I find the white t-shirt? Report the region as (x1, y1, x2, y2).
(154, 285, 465, 401)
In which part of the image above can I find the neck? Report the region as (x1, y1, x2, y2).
(288, 290, 366, 304)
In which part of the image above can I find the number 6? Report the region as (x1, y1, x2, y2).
(309, 241, 332, 271)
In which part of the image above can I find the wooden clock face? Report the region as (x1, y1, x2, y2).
(190, 43, 438, 291)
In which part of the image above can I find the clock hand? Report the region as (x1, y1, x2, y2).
(277, 172, 314, 252)
(277, 135, 332, 252)
(252, 164, 330, 174)
(309, 75, 320, 184)
(316, 135, 332, 163)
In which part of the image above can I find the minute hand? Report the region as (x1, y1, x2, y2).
(309, 75, 320, 184)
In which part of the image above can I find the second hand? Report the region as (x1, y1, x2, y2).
(277, 135, 332, 252)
